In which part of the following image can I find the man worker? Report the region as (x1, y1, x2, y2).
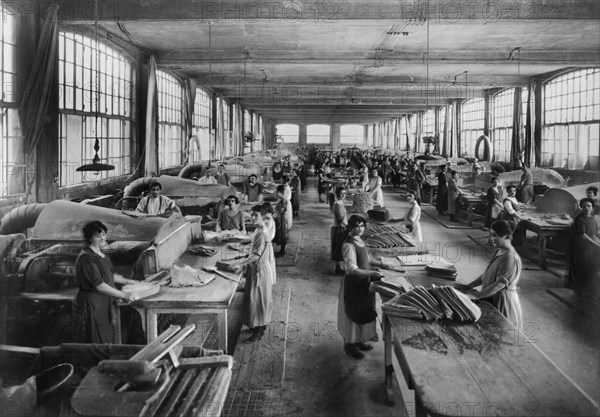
(135, 181, 181, 216)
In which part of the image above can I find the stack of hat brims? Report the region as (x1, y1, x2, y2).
(382, 285, 481, 322)
(425, 262, 458, 280)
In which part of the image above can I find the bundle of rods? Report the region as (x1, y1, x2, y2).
(362, 224, 416, 248)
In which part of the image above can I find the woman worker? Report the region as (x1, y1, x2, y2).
(403, 190, 422, 244)
(216, 194, 246, 233)
(262, 202, 277, 285)
(338, 215, 386, 359)
(436, 165, 448, 215)
(365, 168, 384, 207)
(484, 177, 504, 230)
(447, 170, 461, 222)
(75, 221, 139, 343)
(454, 220, 523, 329)
(231, 205, 274, 342)
(331, 186, 348, 275)
(518, 164, 534, 205)
(274, 184, 292, 258)
(568, 198, 600, 294)
(502, 185, 525, 246)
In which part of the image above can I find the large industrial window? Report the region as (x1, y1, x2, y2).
(58, 32, 133, 186)
(0, 9, 23, 197)
(491, 89, 514, 162)
(191, 87, 212, 163)
(307, 124, 330, 144)
(543, 69, 600, 169)
(422, 110, 435, 137)
(276, 124, 299, 143)
(341, 124, 364, 145)
(156, 70, 183, 168)
(461, 98, 485, 158)
(243, 110, 251, 134)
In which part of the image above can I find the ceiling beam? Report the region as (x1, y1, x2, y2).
(156, 50, 600, 66)
(35, 0, 599, 22)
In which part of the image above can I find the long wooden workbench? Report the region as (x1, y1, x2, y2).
(519, 210, 571, 269)
(120, 243, 242, 353)
(381, 272, 599, 417)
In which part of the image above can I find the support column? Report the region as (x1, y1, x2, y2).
(332, 124, 341, 149)
(299, 123, 307, 146)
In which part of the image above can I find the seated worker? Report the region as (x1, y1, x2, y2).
(244, 174, 264, 203)
(586, 186, 599, 215)
(198, 169, 217, 184)
(216, 194, 246, 233)
(214, 164, 232, 187)
(135, 181, 181, 216)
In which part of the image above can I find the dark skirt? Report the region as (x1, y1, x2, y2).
(436, 187, 448, 212)
(274, 215, 289, 246)
(330, 226, 346, 261)
(291, 191, 300, 213)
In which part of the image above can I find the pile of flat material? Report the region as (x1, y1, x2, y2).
(382, 285, 481, 322)
(188, 243, 219, 256)
(169, 263, 215, 287)
(202, 230, 250, 243)
(425, 261, 458, 280)
(121, 282, 160, 299)
(370, 280, 406, 299)
(363, 224, 416, 248)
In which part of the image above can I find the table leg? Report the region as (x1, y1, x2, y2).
(468, 203, 473, 227)
(384, 313, 395, 406)
(146, 311, 158, 343)
(538, 232, 547, 269)
(429, 188, 434, 205)
(218, 310, 228, 353)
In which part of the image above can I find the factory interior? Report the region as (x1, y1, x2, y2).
(0, 1, 599, 416)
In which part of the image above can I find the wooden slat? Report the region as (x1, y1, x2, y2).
(155, 370, 197, 417)
(192, 367, 232, 417)
(131, 325, 195, 364)
(179, 355, 233, 370)
(176, 368, 211, 417)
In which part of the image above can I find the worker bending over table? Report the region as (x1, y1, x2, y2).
(135, 181, 181, 216)
(75, 221, 144, 344)
(454, 220, 523, 329)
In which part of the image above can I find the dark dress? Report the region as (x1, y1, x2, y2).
(569, 214, 600, 294)
(436, 172, 448, 213)
(272, 168, 284, 182)
(74, 247, 120, 344)
(330, 201, 347, 262)
(484, 186, 502, 228)
(290, 176, 300, 214)
(274, 199, 289, 246)
(245, 181, 263, 203)
(343, 239, 377, 325)
(218, 209, 245, 231)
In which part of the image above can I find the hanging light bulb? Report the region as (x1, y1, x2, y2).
(76, 0, 114, 173)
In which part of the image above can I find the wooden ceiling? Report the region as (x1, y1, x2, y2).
(50, 0, 599, 123)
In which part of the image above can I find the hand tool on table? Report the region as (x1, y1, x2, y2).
(201, 266, 241, 283)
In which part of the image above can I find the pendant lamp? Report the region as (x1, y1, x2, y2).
(76, 0, 114, 173)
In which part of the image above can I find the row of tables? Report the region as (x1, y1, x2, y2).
(421, 177, 572, 269)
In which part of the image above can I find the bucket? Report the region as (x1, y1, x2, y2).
(35, 363, 74, 408)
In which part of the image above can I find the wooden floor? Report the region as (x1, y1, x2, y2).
(211, 179, 599, 417)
